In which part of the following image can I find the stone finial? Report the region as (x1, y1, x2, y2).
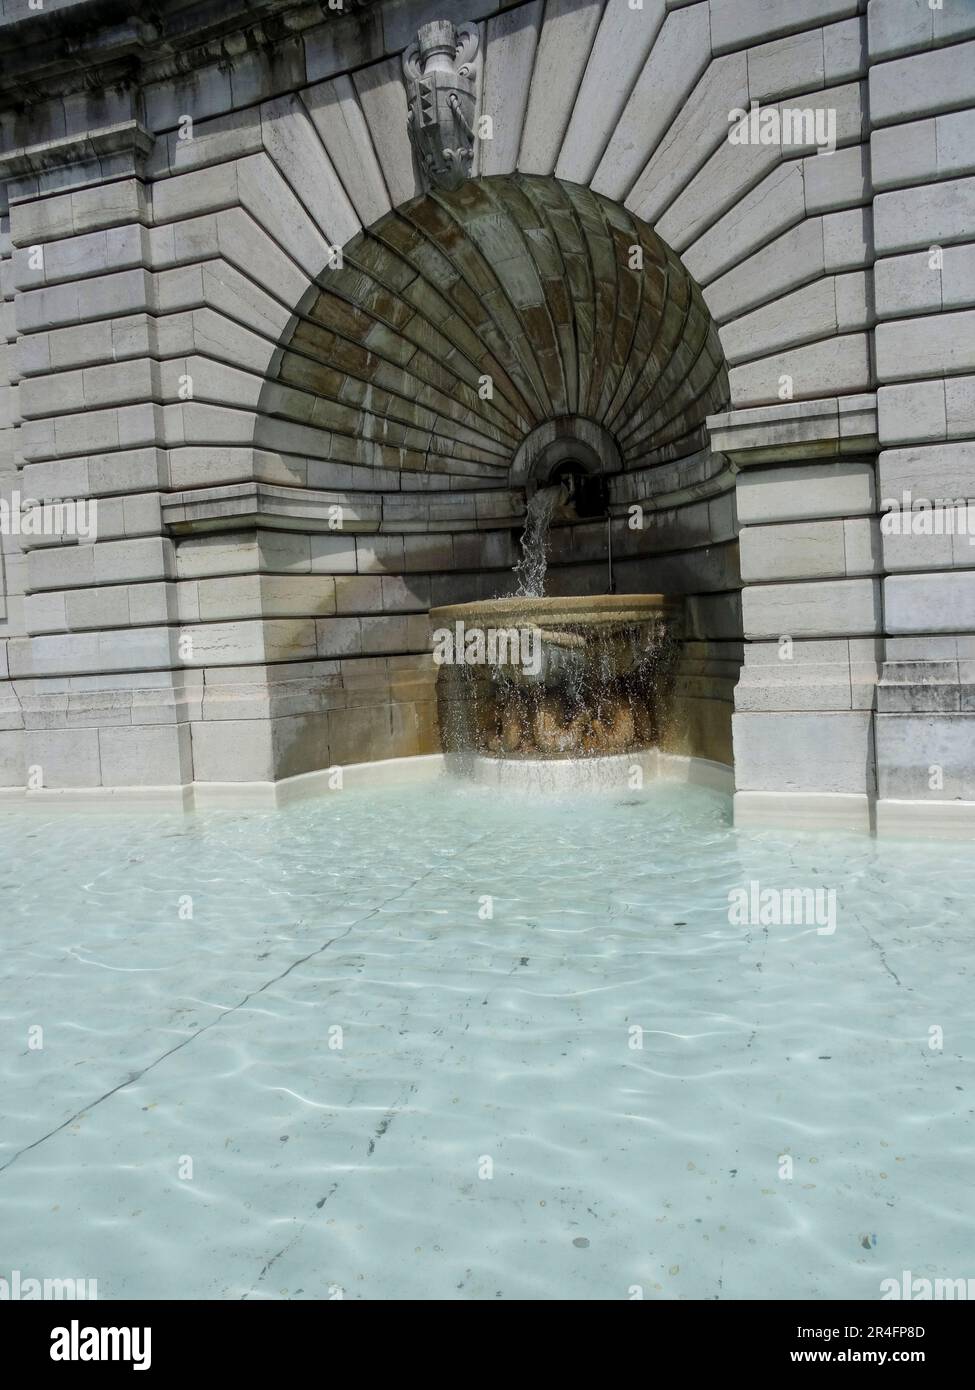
(403, 19, 479, 192)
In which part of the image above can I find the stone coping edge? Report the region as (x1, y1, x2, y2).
(735, 790, 975, 839)
(5, 762, 971, 839)
(0, 752, 734, 810)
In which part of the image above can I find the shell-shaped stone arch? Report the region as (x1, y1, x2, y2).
(259, 174, 728, 486)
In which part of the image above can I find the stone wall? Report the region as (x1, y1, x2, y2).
(1, 0, 973, 830)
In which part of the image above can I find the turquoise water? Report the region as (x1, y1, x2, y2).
(1, 779, 973, 1301)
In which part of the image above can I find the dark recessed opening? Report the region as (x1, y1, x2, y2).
(549, 461, 609, 519)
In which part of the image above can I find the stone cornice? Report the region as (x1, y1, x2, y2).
(706, 395, 879, 467)
(161, 481, 524, 536)
(0, 0, 378, 106)
(0, 119, 154, 183)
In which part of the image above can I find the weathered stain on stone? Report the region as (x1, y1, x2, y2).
(259, 174, 728, 483)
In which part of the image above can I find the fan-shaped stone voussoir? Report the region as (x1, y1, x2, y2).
(269, 173, 728, 483)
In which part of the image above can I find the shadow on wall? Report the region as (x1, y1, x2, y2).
(244, 173, 739, 777)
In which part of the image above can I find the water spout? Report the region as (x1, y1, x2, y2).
(512, 484, 562, 597)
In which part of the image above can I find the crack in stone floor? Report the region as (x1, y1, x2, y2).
(0, 837, 487, 1181)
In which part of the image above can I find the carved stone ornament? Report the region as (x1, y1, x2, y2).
(403, 20, 480, 192)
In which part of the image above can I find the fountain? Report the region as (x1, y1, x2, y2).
(513, 484, 560, 598)
(431, 475, 682, 785)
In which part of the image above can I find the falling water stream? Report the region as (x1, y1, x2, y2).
(513, 485, 561, 597)
(435, 478, 680, 764)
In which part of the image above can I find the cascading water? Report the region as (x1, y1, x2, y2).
(430, 479, 683, 777)
(431, 595, 682, 766)
(512, 484, 560, 597)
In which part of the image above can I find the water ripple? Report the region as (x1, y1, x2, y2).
(1, 779, 973, 1299)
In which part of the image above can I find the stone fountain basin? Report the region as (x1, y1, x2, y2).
(429, 594, 681, 630)
(431, 594, 682, 761)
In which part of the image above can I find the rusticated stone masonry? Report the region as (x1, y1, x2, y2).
(0, 0, 973, 835)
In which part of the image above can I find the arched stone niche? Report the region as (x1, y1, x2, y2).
(260, 173, 729, 491)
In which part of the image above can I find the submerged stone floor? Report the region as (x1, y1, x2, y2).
(1, 780, 972, 1300)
